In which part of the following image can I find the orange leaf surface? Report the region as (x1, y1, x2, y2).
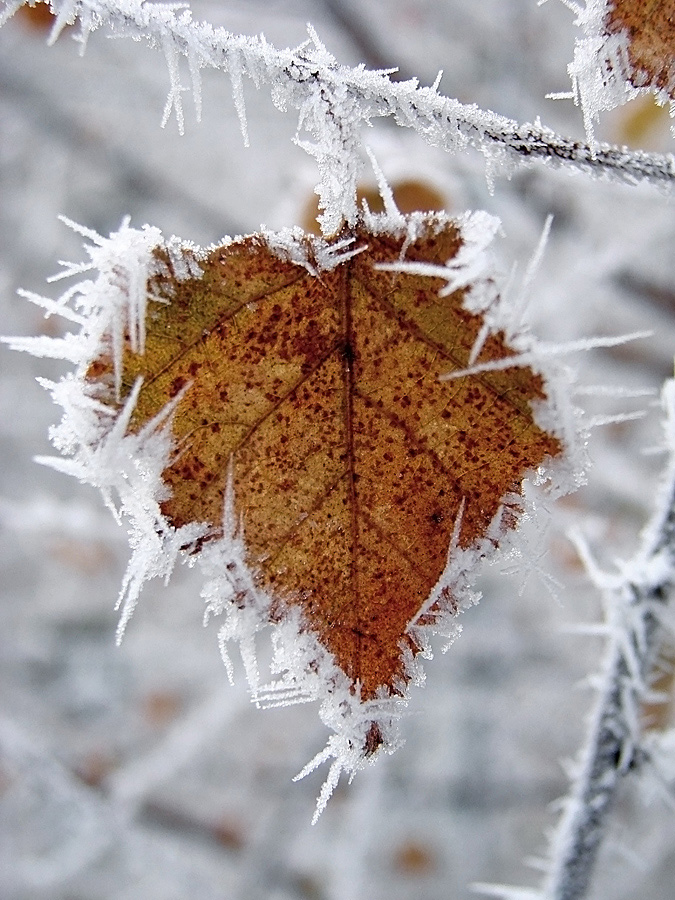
(606, 0, 675, 99)
(86, 215, 562, 704)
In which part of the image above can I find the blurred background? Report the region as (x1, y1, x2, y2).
(1, 2, 674, 898)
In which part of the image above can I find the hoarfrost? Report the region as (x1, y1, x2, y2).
(2, 0, 673, 208)
(439, 331, 652, 381)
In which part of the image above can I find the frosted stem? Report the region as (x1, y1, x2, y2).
(543, 385, 675, 900)
(1, 0, 674, 197)
(544, 617, 659, 900)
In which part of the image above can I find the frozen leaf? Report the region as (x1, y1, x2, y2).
(567, 0, 675, 141)
(15, 3, 56, 31)
(605, 0, 675, 99)
(84, 212, 563, 705)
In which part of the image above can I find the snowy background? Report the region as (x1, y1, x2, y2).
(1, 2, 674, 899)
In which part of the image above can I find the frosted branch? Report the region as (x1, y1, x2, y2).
(1, 0, 674, 228)
(539, 380, 675, 900)
(476, 381, 675, 900)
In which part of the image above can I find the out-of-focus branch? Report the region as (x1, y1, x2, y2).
(0, 56, 241, 239)
(317, 0, 409, 77)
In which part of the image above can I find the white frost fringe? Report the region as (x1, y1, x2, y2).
(3, 218, 211, 640)
(5, 213, 581, 819)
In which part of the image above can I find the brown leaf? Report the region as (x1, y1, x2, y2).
(393, 840, 437, 875)
(15, 4, 57, 31)
(87, 216, 562, 701)
(606, 0, 675, 98)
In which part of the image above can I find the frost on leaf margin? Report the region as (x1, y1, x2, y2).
(9, 212, 578, 818)
(565, 0, 675, 142)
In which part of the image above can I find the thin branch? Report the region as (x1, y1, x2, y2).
(1, 0, 674, 211)
(475, 381, 675, 900)
(540, 381, 675, 900)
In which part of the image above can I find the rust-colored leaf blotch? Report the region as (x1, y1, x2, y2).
(90, 218, 562, 700)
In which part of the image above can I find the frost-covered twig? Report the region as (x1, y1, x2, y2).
(540, 381, 675, 900)
(1, 0, 674, 232)
(476, 380, 675, 900)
